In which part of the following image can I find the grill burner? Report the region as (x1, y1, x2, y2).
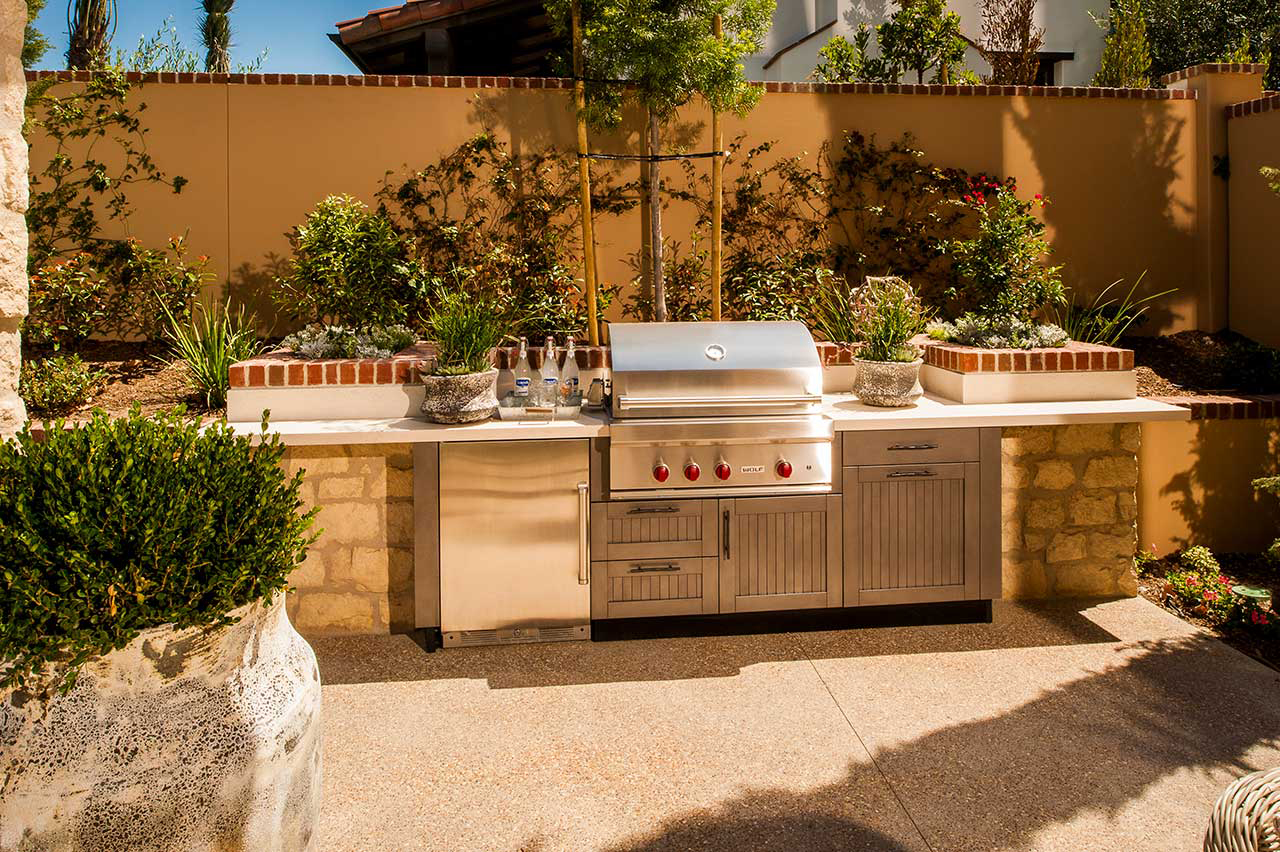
(607, 322, 834, 499)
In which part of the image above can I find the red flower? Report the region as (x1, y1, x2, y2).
(1252, 611, 1270, 626)
(1204, 590, 1217, 602)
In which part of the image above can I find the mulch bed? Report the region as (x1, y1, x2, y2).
(1135, 553, 1279, 671)
(1124, 330, 1280, 398)
(24, 341, 213, 421)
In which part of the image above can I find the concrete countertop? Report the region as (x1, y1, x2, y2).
(231, 395, 1189, 446)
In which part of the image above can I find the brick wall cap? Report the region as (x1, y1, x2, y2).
(1161, 62, 1269, 85)
(923, 341, 1134, 374)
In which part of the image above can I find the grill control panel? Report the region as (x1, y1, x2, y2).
(615, 437, 833, 497)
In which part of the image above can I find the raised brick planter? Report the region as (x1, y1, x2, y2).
(921, 341, 1137, 404)
(229, 344, 435, 389)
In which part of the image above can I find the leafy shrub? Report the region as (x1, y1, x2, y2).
(1052, 273, 1175, 346)
(275, 195, 428, 328)
(726, 254, 830, 323)
(1179, 545, 1220, 574)
(376, 135, 635, 340)
(0, 410, 317, 692)
(19, 354, 107, 413)
(162, 299, 264, 410)
(622, 239, 712, 323)
(926, 314, 1069, 349)
(850, 277, 930, 362)
(24, 252, 109, 349)
(808, 273, 861, 345)
(812, 26, 895, 83)
(1253, 474, 1280, 563)
(280, 324, 417, 360)
(1264, 167, 1280, 195)
(946, 185, 1065, 322)
(1165, 566, 1234, 622)
(424, 285, 511, 376)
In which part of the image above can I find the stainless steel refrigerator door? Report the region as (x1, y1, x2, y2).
(439, 439, 591, 638)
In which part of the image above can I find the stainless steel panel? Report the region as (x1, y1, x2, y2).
(609, 417, 834, 497)
(842, 428, 980, 466)
(439, 440, 590, 637)
(609, 322, 823, 419)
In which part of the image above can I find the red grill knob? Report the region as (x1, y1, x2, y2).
(776, 461, 794, 479)
(653, 463, 670, 483)
(684, 462, 701, 482)
(714, 462, 732, 481)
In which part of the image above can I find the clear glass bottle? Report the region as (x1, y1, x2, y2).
(537, 336, 560, 407)
(560, 339, 581, 406)
(512, 337, 533, 406)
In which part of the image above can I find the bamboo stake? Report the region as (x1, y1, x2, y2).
(710, 13, 724, 322)
(572, 0, 600, 346)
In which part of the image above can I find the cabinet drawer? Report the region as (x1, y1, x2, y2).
(591, 557, 718, 619)
(842, 428, 979, 467)
(590, 500, 717, 561)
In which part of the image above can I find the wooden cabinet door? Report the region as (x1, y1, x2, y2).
(718, 495, 842, 613)
(844, 463, 980, 606)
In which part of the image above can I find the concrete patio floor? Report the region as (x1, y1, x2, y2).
(308, 597, 1280, 852)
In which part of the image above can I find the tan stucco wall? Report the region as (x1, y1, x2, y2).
(25, 80, 1202, 333)
(0, 1, 26, 434)
(1227, 108, 1280, 350)
(1139, 418, 1280, 556)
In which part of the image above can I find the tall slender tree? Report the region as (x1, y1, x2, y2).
(978, 0, 1045, 85)
(1092, 0, 1152, 87)
(66, 0, 116, 70)
(549, 0, 774, 321)
(877, 0, 967, 84)
(24, 0, 51, 68)
(199, 0, 235, 74)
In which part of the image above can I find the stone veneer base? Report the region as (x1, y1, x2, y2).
(922, 364, 1139, 404)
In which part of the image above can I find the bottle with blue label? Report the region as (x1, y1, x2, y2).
(512, 337, 533, 406)
(537, 336, 560, 407)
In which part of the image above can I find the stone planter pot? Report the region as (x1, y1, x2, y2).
(420, 367, 498, 424)
(0, 597, 322, 852)
(853, 357, 924, 407)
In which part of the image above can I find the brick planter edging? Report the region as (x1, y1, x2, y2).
(924, 341, 1134, 374)
(1226, 93, 1280, 119)
(1147, 394, 1280, 420)
(1160, 62, 1269, 85)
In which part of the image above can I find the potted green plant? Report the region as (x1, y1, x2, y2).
(0, 409, 320, 851)
(420, 286, 509, 424)
(851, 276, 930, 407)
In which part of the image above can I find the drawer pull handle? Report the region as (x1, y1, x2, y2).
(630, 563, 681, 573)
(888, 470, 937, 478)
(723, 510, 731, 559)
(888, 443, 939, 451)
(628, 506, 680, 515)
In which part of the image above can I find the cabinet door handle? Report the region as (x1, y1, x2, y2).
(888, 443, 939, 451)
(628, 506, 680, 515)
(578, 482, 590, 585)
(888, 469, 937, 478)
(629, 563, 681, 573)
(723, 509, 731, 559)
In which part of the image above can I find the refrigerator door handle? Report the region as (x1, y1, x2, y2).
(578, 481, 590, 585)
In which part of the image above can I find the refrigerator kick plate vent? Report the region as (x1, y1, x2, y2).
(443, 625, 590, 648)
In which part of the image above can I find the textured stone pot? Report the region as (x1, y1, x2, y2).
(0, 598, 322, 852)
(853, 357, 924, 407)
(420, 368, 498, 424)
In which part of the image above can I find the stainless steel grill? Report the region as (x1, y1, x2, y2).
(607, 322, 833, 499)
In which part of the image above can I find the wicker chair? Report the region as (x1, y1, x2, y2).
(1205, 767, 1280, 852)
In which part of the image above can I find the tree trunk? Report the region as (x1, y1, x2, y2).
(571, 0, 600, 344)
(710, 12, 723, 322)
(648, 110, 665, 322)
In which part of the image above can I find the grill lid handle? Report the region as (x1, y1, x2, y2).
(616, 394, 822, 410)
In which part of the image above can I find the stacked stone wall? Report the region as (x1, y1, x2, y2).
(282, 444, 415, 634)
(1001, 424, 1141, 598)
(0, 0, 27, 435)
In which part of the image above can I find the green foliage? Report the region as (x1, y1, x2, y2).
(1166, 565, 1234, 622)
(926, 314, 1069, 348)
(162, 299, 263, 410)
(200, 0, 234, 73)
(547, 0, 775, 128)
(25, 68, 188, 270)
(1253, 474, 1280, 563)
(19, 355, 107, 414)
(23, 0, 50, 67)
(1139, 0, 1280, 90)
(1180, 545, 1220, 574)
(424, 284, 512, 376)
(279, 325, 417, 360)
(0, 409, 317, 693)
(812, 25, 896, 83)
(1264, 167, 1280, 195)
(24, 252, 109, 349)
(876, 0, 968, 84)
(67, 0, 117, 69)
(376, 134, 635, 340)
(808, 273, 861, 345)
(1092, 0, 1153, 87)
(276, 195, 428, 329)
(1052, 273, 1176, 346)
(112, 15, 266, 73)
(850, 276, 930, 362)
(946, 186, 1064, 321)
(623, 239, 713, 322)
(725, 254, 828, 322)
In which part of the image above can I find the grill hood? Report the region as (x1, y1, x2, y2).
(609, 321, 823, 419)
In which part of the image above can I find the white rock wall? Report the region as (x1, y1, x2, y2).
(0, 0, 26, 435)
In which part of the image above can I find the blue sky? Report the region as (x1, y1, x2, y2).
(29, 0, 368, 73)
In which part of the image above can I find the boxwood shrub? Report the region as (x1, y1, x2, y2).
(0, 409, 317, 693)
